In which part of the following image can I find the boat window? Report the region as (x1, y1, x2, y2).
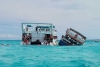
(46, 29, 50, 31)
(41, 29, 45, 31)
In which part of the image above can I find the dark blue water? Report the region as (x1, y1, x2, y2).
(0, 40, 100, 67)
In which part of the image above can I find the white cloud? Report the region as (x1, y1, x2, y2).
(0, 0, 98, 24)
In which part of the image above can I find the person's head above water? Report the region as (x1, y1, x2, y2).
(1, 44, 10, 46)
(1, 44, 4, 45)
(7, 44, 10, 46)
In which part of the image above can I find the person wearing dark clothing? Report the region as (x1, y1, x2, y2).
(74, 33, 78, 38)
(36, 26, 38, 31)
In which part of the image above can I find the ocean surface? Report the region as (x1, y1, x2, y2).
(0, 40, 100, 67)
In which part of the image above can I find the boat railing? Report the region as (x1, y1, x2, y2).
(24, 30, 52, 34)
(32, 31, 52, 34)
(62, 38, 71, 43)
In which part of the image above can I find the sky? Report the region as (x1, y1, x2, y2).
(0, 0, 100, 40)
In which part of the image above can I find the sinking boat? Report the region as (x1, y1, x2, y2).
(21, 23, 58, 45)
(58, 28, 86, 46)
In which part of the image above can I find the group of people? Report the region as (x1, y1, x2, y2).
(35, 26, 51, 32)
(43, 34, 54, 45)
(22, 33, 32, 45)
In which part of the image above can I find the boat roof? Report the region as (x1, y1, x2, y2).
(37, 26, 55, 28)
(70, 28, 86, 39)
(22, 23, 55, 28)
(22, 23, 53, 25)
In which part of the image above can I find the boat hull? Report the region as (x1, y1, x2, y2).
(31, 42, 41, 45)
(58, 40, 69, 46)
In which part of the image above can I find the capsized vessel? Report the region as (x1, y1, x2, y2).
(59, 28, 86, 46)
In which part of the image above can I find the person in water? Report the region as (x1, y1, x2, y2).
(1, 44, 10, 46)
(1, 44, 4, 46)
(7, 44, 10, 46)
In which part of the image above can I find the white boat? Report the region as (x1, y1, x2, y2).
(21, 23, 58, 45)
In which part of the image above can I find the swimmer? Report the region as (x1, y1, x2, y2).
(1, 44, 10, 46)
(67, 50, 69, 51)
(7, 44, 10, 46)
(1, 44, 4, 46)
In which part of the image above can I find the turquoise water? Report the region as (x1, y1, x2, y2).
(0, 40, 100, 67)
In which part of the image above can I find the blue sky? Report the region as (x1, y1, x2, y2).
(0, 0, 100, 40)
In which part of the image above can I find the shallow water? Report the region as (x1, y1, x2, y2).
(0, 40, 100, 67)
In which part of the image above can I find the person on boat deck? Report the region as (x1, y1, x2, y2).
(26, 27, 28, 31)
(65, 35, 69, 39)
(22, 33, 25, 42)
(36, 26, 38, 31)
(39, 27, 41, 31)
(22, 34, 28, 44)
(46, 29, 48, 32)
(28, 33, 32, 41)
(61, 35, 64, 39)
(24, 35, 29, 44)
(43, 35, 48, 45)
(49, 34, 53, 42)
(44, 35, 46, 40)
(25, 34, 32, 44)
(47, 41, 50, 45)
(44, 35, 49, 41)
(74, 33, 78, 38)
(44, 41, 48, 45)
(25, 39, 28, 44)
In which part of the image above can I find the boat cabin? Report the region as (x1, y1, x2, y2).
(21, 23, 58, 45)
